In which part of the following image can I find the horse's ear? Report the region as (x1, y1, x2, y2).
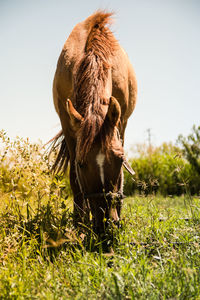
(107, 96, 121, 127)
(64, 99, 83, 131)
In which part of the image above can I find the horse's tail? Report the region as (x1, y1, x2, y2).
(74, 11, 117, 162)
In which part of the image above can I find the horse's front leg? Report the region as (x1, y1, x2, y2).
(69, 161, 90, 228)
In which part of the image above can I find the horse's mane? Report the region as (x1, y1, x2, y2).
(73, 11, 117, 162)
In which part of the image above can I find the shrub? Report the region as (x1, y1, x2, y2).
(178, 125, 200, 175)
(124, 142, 200, 196)
(0, 130, 72, 212)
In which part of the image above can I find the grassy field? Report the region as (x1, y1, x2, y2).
(0, 133, 200, 299)
(1, 195, 200, 299)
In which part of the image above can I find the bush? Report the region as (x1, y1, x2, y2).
(0, 130, 72, 212)
(178, 125, 200, 175)
(124, 142, 200, 196)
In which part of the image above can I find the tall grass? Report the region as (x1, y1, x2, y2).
(0, 132, 200, 299)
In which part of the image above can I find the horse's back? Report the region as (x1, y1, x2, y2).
(53, 21, 87, 113)
(111, 46, 137, 120)
(53, 13, 137, 124)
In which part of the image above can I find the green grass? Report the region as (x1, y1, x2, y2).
(0, 194, 200, 299)
(0, 133, 200, 299)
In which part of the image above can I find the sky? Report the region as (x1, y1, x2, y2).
(0, 0, 200, 151)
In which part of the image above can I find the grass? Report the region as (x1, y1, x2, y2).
(0, 194, 200, 299)
(0, 132, 200, 299)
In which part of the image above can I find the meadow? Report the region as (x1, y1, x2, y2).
(0, 130, 200, 299)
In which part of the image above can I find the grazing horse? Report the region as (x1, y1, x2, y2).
(52, 11, 137, 234)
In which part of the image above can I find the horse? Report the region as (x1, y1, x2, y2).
(52, 11, 137, 234)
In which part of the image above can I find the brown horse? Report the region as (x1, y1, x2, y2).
(52, 11, 137, 234)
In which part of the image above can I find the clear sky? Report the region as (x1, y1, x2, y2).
(1, 0, 200, 151)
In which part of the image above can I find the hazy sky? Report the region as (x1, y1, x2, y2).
(1, 0, 199, 150)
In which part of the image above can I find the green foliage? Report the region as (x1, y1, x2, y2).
(178, 125, 200, 175)
(0, 130, 72, 203)
(1, 191, 200, 299)
(0, 130, 73, 243)
(124, 142, 200, 196)
(0, 131, 200, 298)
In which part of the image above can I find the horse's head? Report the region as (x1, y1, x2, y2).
(65, 97, 134, 233)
